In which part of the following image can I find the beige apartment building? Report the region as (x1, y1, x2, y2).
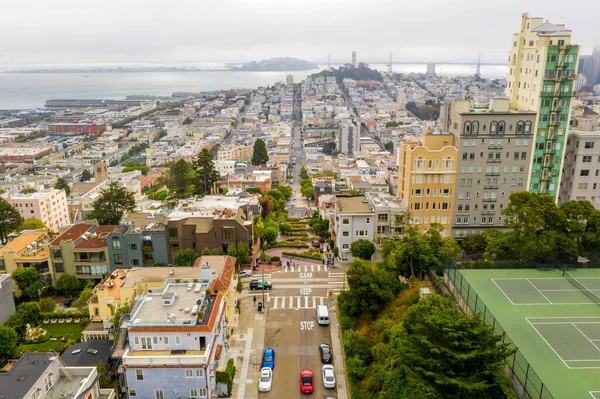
(439, 98, 537, 238)
(558, 111, 600, 208)
(506, 13, 579, 199)
(398, 132, 458, 236)
(0, 230, 54, 284)
(9, 188, 70, 232)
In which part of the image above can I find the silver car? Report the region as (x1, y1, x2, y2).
(322, 365, 335, 389)
(259, 367, 272, 392)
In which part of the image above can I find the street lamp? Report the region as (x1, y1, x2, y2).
(38, 285, 47, 304)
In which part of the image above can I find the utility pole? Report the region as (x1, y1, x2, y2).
(262, 257, 265, 311)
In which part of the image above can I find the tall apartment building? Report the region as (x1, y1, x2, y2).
(506, 13, 579, 199)
(338, 122, 360, 156)
(398, 132, 458, 236)
(558, 112, 600, 208)
(333, 196, 375, 261)
(120, 266, 227, 399)
(439, 98, 536, 238)
(0, 352, 115, 399)
(9, 188, 71, 232)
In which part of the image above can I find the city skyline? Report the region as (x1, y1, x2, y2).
(0, 0, 597, 66)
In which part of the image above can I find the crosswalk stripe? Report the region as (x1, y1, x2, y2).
(304, 296, 309, 308)
(288, 296, 293, 308)
(296, 296, 301, 308)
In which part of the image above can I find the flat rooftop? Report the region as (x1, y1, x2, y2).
(336, 196, 373, 214)
(46, 375, 89, 399)
(130, 283, 209, 326)
(0, 230, 49, 261)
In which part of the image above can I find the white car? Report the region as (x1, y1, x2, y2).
(259, 367, 272, 392)
(238, 269, 253, 278)
(322, 365, 335, 389)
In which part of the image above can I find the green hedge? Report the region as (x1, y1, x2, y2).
(216, 359, 236, 397)
(41, 311, 89, 320)
(269, 242, 309, 248)
(290, 231, 310, 236)
(282, 251, 323, 261)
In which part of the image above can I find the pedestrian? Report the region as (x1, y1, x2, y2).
(322, 259, 326, 266)
(253, 296, 256, 307)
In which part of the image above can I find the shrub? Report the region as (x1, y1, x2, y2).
(282, 251, 322, 261)
(271, 256, 280, 261)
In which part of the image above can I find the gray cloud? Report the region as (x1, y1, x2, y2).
(0, 0, 597, 66)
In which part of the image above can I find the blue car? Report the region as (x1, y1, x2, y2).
(262, 347, 275, 369)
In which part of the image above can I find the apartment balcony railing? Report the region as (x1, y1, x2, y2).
(485, 172, 500, 176)
(483, 198, 498, 202)
(488, 145, 503, 150)
(486, 159, 501, 163)
(484, 184, 499, 189)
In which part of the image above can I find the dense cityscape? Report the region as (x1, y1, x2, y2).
(0, 9, 600, 399)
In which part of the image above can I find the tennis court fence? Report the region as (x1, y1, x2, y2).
(444, 257, 554, 399)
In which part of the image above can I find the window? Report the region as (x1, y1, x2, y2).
(164, 336, 169, 345)
(472, 121, 479, 134)
(377, 214, 388, 222)
(342, 231, 349, 237)
(581, 170, 590, 177)
(342, 244, 349, 250)
(463, 121, 472, 135)
(169, 228, 178, 237)
(583, 156, 592, 163)
(578, 183, 588, 190)
(195, 369, 203, 378)
(112, 237, 121, 250)
(190, 389, 199, 398)
(176, 336, 181, 345)
(365, 217, 370, 224)
(223, 228, 234, 241)
(585, 142, 595, 149)
(129, 244, 138, 250)
(136, 369, 144, 381)
(114, 254, 123, 265)
(516, 121, 524, 133)
(490, 121, 498, 134)
(186, 369, 194, 378)
(498, 121, 505, 133)
(155, 390, 164, 399)
(129, 389, 137, 397)
(198, 389, 208, 397)
(342, 219, 349, 225)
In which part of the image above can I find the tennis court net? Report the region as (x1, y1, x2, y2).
(564, 270, 600, 305)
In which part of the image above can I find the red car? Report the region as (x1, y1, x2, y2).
(300, 369, 314, 394)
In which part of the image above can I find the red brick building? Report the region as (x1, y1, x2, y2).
(48, 123, 107, 135)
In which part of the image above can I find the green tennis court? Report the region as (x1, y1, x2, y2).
(450, 268, 600, 399)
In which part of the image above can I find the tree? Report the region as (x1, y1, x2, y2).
(251, 138, 269, 166)
(227, 243, 238, 259)
(237, 242, 250, 265)
(322, 141, 337, 155)
(18, 218, 47, 231)
(72, 287, 93, 309)
(194, 148, 220, 195)
(384, 141, 394, 152)
(277, 185, 292, 200)
(86, 181, 136, 225)
(461, 234, 488, 255)
(166, 159, 195, 198)
(112, 300, 130, 329)
(16, 302, 42, 327)
(56, 273, 83, 297)
(350, 239, 376, 260)
(301, 185, 314, 200)
(300, 169, 309, 180)
(12, 267, 39, 295)
(20, 187, 37, 194)
(262, 226, 278, 245)
(39, 297, 57, 312)
(395, 295, 515, 398)
(81, 169, 93, 182)
(54, 177, 71, 195)
(0, 326, 18, 365)
(0, 198, 23, 244)
(173, 248, 199, 266)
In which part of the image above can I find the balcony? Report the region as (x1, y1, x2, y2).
(123, 347, 210, 366)
(484, 185, 498, 189)
(486, 159, 501, 163)
(481, 210, 496, 215)
(485, 172, 500, 176)
(483, 198, 497, 202)
(488, 145, 503, 150)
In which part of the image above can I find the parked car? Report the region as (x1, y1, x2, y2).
(63, 297, 77, 307)
(300, 369, 314, 394)
(250, 280, 272, 290)
(319, 344, 332, 364)
(322, 365, 336, 389)
(312, 240, 321, 248)
(259, 367, 272, 392)
(262, 347, 275, 369)
(238, 269, 253, 278)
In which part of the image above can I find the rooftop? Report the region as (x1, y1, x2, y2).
(336, 196, 373, 214)
(61, 340, 113, 368)
(0, 230, 49, 261)
(194, 255, 236, 292)
(9, 188, 60, 200)
(169, 195, 250, 221)
(50, 224, 119, 249)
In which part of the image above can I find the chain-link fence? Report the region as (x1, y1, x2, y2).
(445, 259, 554, 399)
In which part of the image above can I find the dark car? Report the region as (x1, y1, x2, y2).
(319, 344, 332, 364)
(312, 240, 321, 248)
(63, 297, 77, 307)
(250, 280, 272, 290)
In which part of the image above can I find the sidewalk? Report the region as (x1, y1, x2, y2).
(228, 291, 267, 399)
(329, 305, 349, 399)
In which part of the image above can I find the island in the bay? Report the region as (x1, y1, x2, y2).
(232, 57, 319, 71)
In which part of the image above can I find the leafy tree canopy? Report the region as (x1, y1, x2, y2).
(0, 198, 23, 244)
(56, 273, 83, 297)
(86, 182, 136, 225)
(194, 148, 220, 196)
(350, 239, 376, 260)
(173, 248, 199, 266)
(251, 138, 269, 166)
(54, 177, 71, 195)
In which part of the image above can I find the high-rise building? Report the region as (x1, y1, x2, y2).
(579, 55, 595, 86)
(576, 74, 587, 91)
(506, 13, 579, 199)
(9, 188, 71, 232)
(286, 74, 294, 85)
(338, 122, 360, 155)
(398, 132, 458, 236)
(426, 62, 436, 76)
(558, 111, 600, 208)
(352, 51, 357, 67)
(439, 99, 536, 239)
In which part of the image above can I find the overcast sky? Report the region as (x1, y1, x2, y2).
(0, 0, 597, 67)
